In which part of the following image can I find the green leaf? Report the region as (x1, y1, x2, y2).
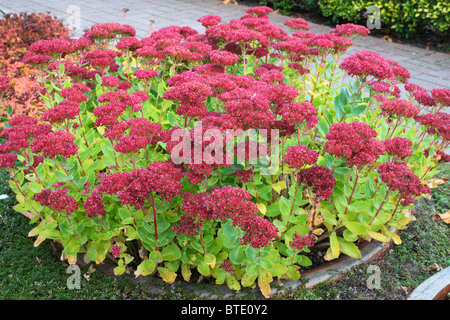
(161, 244, 181, 261)
(27, 182, 45, 193)
(330, 231, 340, 258)
(204, 253, 216, 268)
(367, 230, 390, 242)
(246, 262, 259, 276)
(343, 221, 367, 235)
(268, 263, 287, 277)
(265, 202, 281, 217)
(229, 246, 246, 265)
(220, 224, 240, 249)
(337, 237, 362, 259)
(279, 196, 291, 219)
(54, 170, 71, 182)
(334, 95, 344, 121)
(149, 250, 163, 264)
(316, 119, 330, 137)
(136, 259, 156, 277)
(197, 261, 211, 276)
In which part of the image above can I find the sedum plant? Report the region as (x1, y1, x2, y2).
(0, 6, 449, 298)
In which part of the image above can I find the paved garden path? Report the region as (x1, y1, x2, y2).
(1, 0, 449, 92)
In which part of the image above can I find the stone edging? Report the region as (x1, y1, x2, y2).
(76, 235, 395, 299)
(407, 267, 450, 300)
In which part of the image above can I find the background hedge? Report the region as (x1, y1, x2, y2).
(260, 0, 450, 39)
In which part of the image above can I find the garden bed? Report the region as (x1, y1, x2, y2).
(1, 6, 449, 299)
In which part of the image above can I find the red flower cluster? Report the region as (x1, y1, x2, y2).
(290, 233, 315, 251)
(283, 144, 319, 170)
(297, 165, 336, 200)
(325, 122, 385, 168)
(383, 137, 413, 160)
(377, 161, 430, 206)
(333, 23, 370, 37)
(340, 50, 393, 81)
(42, 100, 80, 124)
(415, 112, 450, 141)
(220, 259, 234, 275)
(284, 18, 309, 31)
(276, 101, 318, 129)
(34, 187, 79, 213)
(239, 215, 278, 248)
(431, 88, 450, 107)
(86, 160, 183, 215)
(0, 153, 17, 168)
(386, 59, 410, 84)
(380, 99, 420, 119)
(173, 185, 277, 248)
(84, 23, 136, 41)
(31, 130, 79, 159)
(110, 244, 123, 258)
(82, 49, 122, 70)
(163, 79, 213, 118)
(197, 15, 222, 28)
(230, 168, 254, 183)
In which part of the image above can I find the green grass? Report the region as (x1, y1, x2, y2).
(0, 164, 449, 300)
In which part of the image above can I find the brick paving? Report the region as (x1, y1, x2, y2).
(1, 0, 449, 92)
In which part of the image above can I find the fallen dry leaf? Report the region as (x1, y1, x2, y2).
(438, 210, 450, 224)
(426, 178, 448, 189)
(383, 35, 393, 42)
(222, 0, 238, 4)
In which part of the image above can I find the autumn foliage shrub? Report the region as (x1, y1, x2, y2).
(0, 12, 70, 126)
(1, 6, 449, 297)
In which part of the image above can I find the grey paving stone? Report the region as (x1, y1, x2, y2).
(1, 0, 448, 93)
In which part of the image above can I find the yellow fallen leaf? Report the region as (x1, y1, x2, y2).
(223, 0, 238, 4)
(438, 211, 450, 224)
(426, 178, 448, 189)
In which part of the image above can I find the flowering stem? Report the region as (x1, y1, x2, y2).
(342, 169, 360, 216)
(30, 167, 46, 188)
(9, 169, 43, 220)
(308, 195, 319, 236)
(370, 188, 390, 225)
(57, 162, 81, 192)
(338, 82, 366, 122)
(77, 114, 89, 148)
(149, 195, 159, 252)
(251, 165, 259, 203)
(64, 211, 87, 252)
(199, 224, 206, 255)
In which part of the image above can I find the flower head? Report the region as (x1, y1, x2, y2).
(297, 166, 335, 200)
(290, 233, 315, 251)
(377, 161, 430, 206)
(340, 50, 393, 81)
(380, 99, 421, 119)
(325, 122, 384, 168)
(284, 145, 319, 170)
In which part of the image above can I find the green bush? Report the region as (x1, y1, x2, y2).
(261, 0, 450, 38)
(318, 0, 450, 38)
